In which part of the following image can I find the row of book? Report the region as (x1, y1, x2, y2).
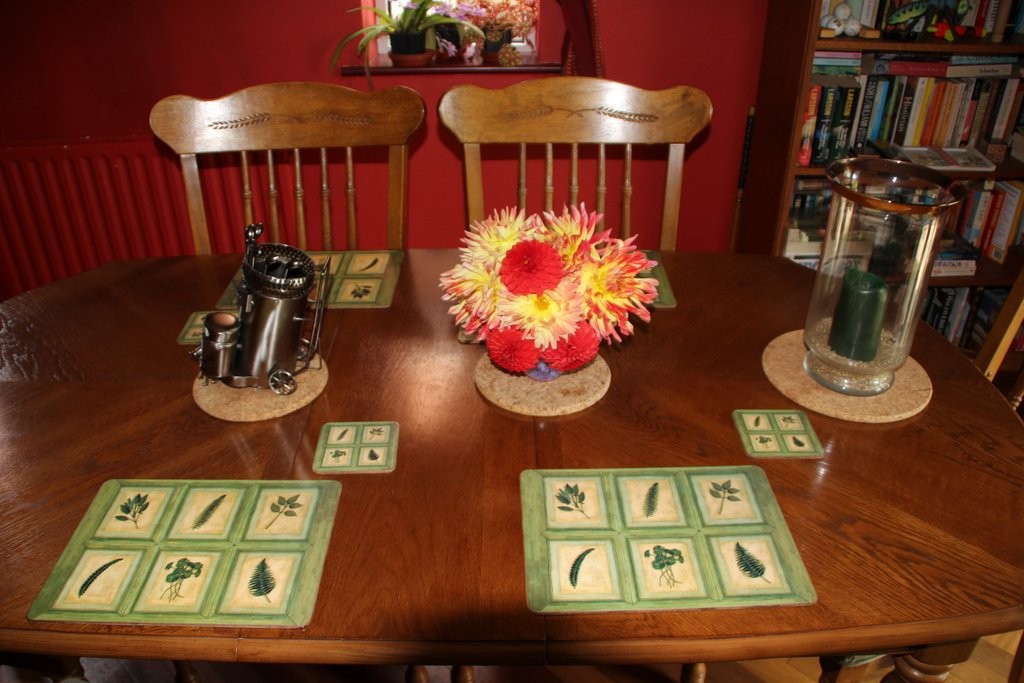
(922, 285, 1024, 353)
(821, 0, 1024, 42)
(785, 175, 1024, 277)
(801, 53, 1023, 166)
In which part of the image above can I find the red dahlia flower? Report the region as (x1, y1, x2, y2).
(542, 322, 600, 372)
(485, 326, 541, 373)
(498, 240, 564, 295)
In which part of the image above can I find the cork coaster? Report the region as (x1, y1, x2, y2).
(762, 330, 931, 423)
(193, 358, 328, 422)
(474, 354, 610, 417)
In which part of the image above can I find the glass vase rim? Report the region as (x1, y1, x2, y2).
(825, 157, 967, 215)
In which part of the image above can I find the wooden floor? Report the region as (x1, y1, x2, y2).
(1, 630, 1019, 682)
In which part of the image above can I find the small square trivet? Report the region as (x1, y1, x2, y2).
(313, 421, 398, 473)
(732, 410, 822, 458)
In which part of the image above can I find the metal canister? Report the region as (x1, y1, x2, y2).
(199, 311, 240, 379)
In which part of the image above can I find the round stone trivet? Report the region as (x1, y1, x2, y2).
(762, 330, 931, 423)
(474, 354, 611, 417)
(193, 358, 328, 422)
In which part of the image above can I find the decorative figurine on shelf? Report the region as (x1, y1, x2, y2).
(192, 223, 331, 396)
(820, 2, 862, 37)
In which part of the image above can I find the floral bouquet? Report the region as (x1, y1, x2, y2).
(440, 205, 659, 378)
(462, 0, 538, 40)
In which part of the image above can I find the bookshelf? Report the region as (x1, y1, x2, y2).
(737, 0, 1024, 366)
(738, 0, 1024, 259)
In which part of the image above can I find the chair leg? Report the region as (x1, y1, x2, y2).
(451, 665, 476, 683)
(680, 662, 706, 683)
(406, 665, 431, 683)
(1009, 632, 1023, 683)
(173, 660, 203, 683)
(819, 656, 873, 682)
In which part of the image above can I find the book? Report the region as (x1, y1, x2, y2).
(891, 75, 918, 143)
(862, 55, 1016, 78)
(854, 74, 881, 149)
(977, 185, 1006, 255)
(991, 0, 1015, 41)
(988, 77, 1021, 141)
(966, 287, 1011, 351)
(946, 287, 972, 344)
(812, 79, 840, 165)
(799, 84, 823, 167)
(860, 0, 881, 26)
(986, 179, 1024, 262)
(830, 80, 860, 160)
(932, 233, 981, 277)
(868, 76, 892, 141)
(963, 179, 997, 245)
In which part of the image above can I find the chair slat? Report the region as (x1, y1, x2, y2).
(544, 143, 554, 213)
(266, 149, 281, 244)
(320, 148, 332, 251)
(518, 144, 528, 212)
(596, 144, 606, 224)
(621, 143, 633, 241)
(292, 148, 307, 251)
(569, 144, 580, 208)
(345, 147, 357, 250)
(240, 151, 255, 229)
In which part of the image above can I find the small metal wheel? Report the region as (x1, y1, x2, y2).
(268, 369, 297, 396)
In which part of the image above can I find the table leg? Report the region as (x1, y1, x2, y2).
(881, 639, 978, 683)
(680, 662, 706, 682)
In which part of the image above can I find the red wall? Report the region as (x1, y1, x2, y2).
(0, 1, 767, 293)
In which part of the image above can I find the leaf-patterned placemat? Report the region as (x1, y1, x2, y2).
(520, 466, 815, 613)
(732, 410, 823, 458)
(312, 421, 398, 473)
(29, 479, 340, 627)
(215, 250, 404, 310)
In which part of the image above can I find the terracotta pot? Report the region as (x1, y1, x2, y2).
(389, 51, 434, 67)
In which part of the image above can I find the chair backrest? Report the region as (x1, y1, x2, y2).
(974, 265, 1024, 410)
(150, 82, 425, 253)
(438, 77, 712, 251)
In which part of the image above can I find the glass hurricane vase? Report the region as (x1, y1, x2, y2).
(802, 158, 965, 396)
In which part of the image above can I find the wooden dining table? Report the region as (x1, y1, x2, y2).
(0, 249, 1021, 682)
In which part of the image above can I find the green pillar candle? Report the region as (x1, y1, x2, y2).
(828, 268, 888, 362)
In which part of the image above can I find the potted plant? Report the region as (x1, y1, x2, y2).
(330, 0, 482, 69)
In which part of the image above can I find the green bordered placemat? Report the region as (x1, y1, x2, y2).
(313, 421, 398, 473)
(215, 250, 404, 310)
(732, 410, 823, 458)
(520, 466, 815, 613)
(644, 250, 676, 309)
(28, 479, 340, 627)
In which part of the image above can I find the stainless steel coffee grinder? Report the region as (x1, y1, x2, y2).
(194, 223, 330, 395)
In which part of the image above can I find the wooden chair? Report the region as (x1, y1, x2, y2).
(438, 77, 712, 251)
(974, 264, 1024, 411)
(150, 81, 425, 253)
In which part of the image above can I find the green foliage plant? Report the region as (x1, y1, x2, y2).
(330, 0, 482, 71)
